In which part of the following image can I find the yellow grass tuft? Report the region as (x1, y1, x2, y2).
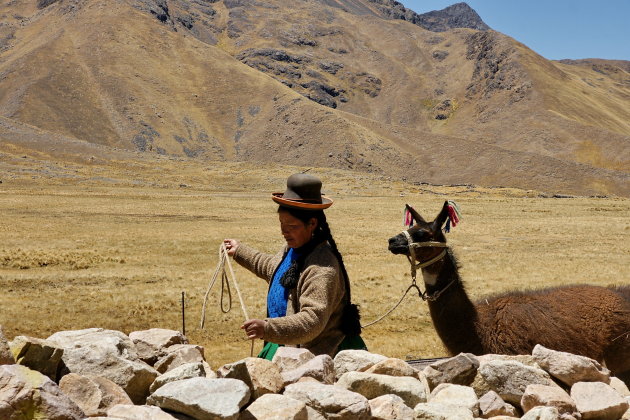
(0, 248, 124, 270)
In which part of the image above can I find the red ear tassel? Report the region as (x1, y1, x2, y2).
(444, 200, 462, 233)
(403, 207, 414, 227)
(447, 205, 459, 228)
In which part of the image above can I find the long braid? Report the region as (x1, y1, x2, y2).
(277, 206, 361, 335)
(315, 212, 351, 302)
(316, 212, 361, 335)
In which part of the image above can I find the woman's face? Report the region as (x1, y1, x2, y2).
(278, 210, 317, 249)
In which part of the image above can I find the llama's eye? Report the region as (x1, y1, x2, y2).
(413, 229, 428, 238)
(412, 232, 426, 242)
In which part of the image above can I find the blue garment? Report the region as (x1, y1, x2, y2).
(267, 248, 298, 318)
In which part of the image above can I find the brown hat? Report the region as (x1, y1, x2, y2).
(272, 173, 333, 210)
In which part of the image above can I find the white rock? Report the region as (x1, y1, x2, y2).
(217, 357, 283, 400)
(296, 376, 321, 384)
(283, 380, 371, 419)
(423, 353, 479, 390)
(336, 371, 428, 408)
(59, 373, 133, 417)
(305, 405, 327, 420)
(478, 354, 541, 367)
(272, 347, 315, 372)
(610, 377, 630, 397)
(0, 364, 85, 420)
(413, 402, 474, 419)
(91, 417, 126, 420)
(61, 345, 157, 404)
(0, 326, 15, 365)
(478, 390, 518, 418)
(478, 359, 557, 405)
(365, 358, 418, 378)
(108, 403, 184, 419)
(240, 393, 308, 420)
(333, 350, 387, 380)
(281, 354, 335, 386)
(571, 381, 629, 420)
(9, 335, 64, 381)
(154, 344, 205, 374)
(369, 394, 415, 420)
(48, 328, 158, 404)
(150, 362, 206, 393)
(147, 377, 250, 420)
(533, 344, 610, 386)
(521, 384, 577, 418)
(472, 355, 544, 399)
(129, 329, 188, 365)
(429, 383, 479, 416)
(520, 406, 562, 420)
(48, 328, 138, 359)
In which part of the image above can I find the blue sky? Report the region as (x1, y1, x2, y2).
(400, 0, 630, 61)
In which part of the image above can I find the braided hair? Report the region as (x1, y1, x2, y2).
(277, 206, 361, 335)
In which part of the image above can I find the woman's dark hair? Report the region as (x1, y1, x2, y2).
(278, 206, 361, 335)
(277, 206, 349, 286)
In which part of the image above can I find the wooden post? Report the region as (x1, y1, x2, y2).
(181, 291, 186, 337)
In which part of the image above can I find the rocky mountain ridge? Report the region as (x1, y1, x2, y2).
(0, 0, 628, 196)
(392, 1, 490, 32)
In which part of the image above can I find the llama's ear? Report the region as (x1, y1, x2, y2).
(432, 201, 450, 233)
(406, 204, 426, 224)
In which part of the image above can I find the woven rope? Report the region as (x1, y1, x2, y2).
(361, 282, 423, 328)
(200, 243, 254, 356)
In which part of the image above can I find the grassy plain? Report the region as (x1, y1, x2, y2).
(1, 160, 629, 368)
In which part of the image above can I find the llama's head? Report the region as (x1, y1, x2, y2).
(388, 201, 450, 257)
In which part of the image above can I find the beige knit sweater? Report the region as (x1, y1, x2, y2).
(233, 241, 346, 357)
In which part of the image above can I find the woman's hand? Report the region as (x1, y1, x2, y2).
(223, 239, 240, 256)
(241, 319, 266, 340)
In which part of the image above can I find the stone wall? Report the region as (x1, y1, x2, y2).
(1, 326, 629, 419)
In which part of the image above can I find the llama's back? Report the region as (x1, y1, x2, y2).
(613, 284, 630, 302)
(474, 284, 630, 365)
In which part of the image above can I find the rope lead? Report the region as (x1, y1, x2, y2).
(200, 244, 254, 356)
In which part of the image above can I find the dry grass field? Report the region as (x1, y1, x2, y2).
(0, 160, 628, 368)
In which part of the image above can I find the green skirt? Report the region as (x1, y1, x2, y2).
(258, 335, 367, 361)
(258, 342, 281, 360)
(336, 335, 368, 353)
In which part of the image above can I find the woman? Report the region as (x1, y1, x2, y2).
(223, 173, 365, 359)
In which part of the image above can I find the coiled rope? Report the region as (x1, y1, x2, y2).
(200, 243, 254, 356)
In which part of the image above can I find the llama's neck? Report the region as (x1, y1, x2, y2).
(422, 249, 483, 355)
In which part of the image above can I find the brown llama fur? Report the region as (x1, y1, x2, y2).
(388, 201, 630, 384)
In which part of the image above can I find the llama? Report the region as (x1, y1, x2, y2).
(387, 201, 630, 384)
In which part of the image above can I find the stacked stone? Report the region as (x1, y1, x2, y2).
(1, 325, 629, 420)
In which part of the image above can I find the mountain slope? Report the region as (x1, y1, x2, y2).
(0, 0, 628, 196)
(208, 0, 629, 166)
